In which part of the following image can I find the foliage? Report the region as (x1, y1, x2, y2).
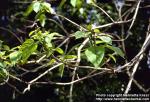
(0, 0, 149, 102)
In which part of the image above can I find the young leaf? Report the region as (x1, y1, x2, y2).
(24, 3, 33, 16)
(20, 39, 38, 63)
(33, 2, 41, 13)
(55, 47, 64, 55)
(38, 14, 46, 27)
(85, 46, 105, 68)
(0, 51, 5, 58)
(107, 45, 124, 58)
(108, 54, 116, 63)
(70, 0, 77, 7)
(64, 55, 77, 59)
(48, 59, 56, 65)
(99, 36, 112, 45)
(45, 33, 55, 48)
(9, 51, 21, 65)
(74, 31, 90, 39)
(94, 29, 100, 33)
(42, 2, 52, 13)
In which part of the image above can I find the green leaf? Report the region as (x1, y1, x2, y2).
(94, 29, 100, 33)
(38, 14, 46, 27)
(79, 8, 84, 14)
(99, 36, 112, 45)
(48, 59, 56, 65)
(0, 62, 8, 83)
(85, 46, 105, 68)
(45, 33, 55, 48)
(20, 39, 38, 63)
(70, 0, 77, 7)
(108, 54, 116, 63)
(55, 47, 64, 55)
(33, 2, 41, 13)
(107, 45, 124, 58)
(24, 3, 33, 16)
(0, 62, 5, 69)
(0, 51, 5, 58)
(64, 55, 77, 59)
(9, 51, 21, 65)
(76, 0, 82, 8)
(42, 2, 52, 13)
(74, 31, 90, 39)
(0, 68, 8, 83)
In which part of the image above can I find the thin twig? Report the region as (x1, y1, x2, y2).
(0, 27, 22, 43)
(23, 63, 63, 93)
(124, 54, 143, 94)
(55, 14, 87, 31)
(125, 0, 142, 39)
(92, 19, 132, 29)
(69, 38, 89, 102)
(92, 3, 115, 22)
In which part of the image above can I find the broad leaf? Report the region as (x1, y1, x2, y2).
(20, 39, 38, 63)
(0, 51, 5, 58)
(45, 33, 55, 48)
(9, 51, 21, 65)
(70, 0, 77, 7)
(24, 3, 33, 16)
(33, 2, 41, 13)
(99, 36, 112, 45)
(74, 31, 90, 39)
(38, 14, 46, 27)
(85, 46, 105, 68)
(42, 2, 53, 13)
(107, 45, 124, 58)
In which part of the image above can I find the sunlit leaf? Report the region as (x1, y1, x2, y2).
(94, 29, 100, 33)
(85, 46, 105, 68)
(64, 55, 77, 59)
(33, 2, 41, 13)
(0, 51, 5, 58)
(79, 8, 84, 14)
(45, 33, 55, 48)
(24, 3, 33, 16)
(42, 2, 53, 13)
(20, 39, 38, 63)
(86, 0, 95, 4)
(9, 51, 21, 65)
(99, 36, 112, 45)
(55, 47, 64, 55)
(74, 31, 90, 39)
(70, 0, 77, 7)
(48, 59, 56, 65)
(39, 14, 46, 27)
